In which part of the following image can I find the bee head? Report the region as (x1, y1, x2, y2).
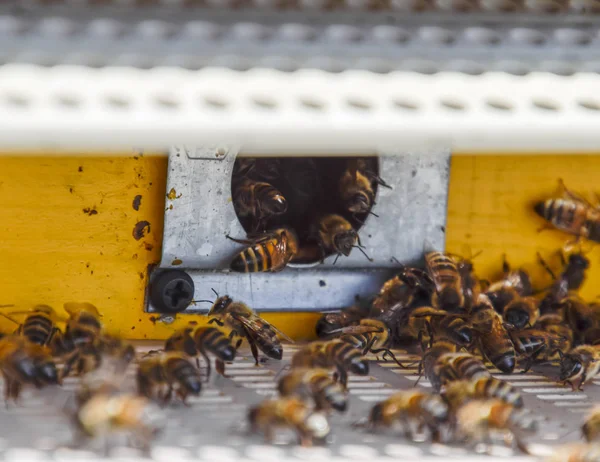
(209, 296, 233, 315)
(347, 193, 370, 214)
(568, 253, 590, 270)
(504, 304, 530, 330)
(559, 353, 583, 381)
(35, 359, 59, 386)
(533, 201, 546, 218)
(350, 358, 369, 376)
(455, 325, 474, 346)
(268, 194, 288, 215)
(334, 230, 357, 256)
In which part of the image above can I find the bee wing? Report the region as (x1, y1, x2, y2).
(64, 302, 101, 317)
(234, 314, 294, 344)
(326, 325, 382, 336)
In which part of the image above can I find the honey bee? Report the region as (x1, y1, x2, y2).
(233, 179, 288, 231)
(0, 336, 59, 403)
(315, 302, 371, 338)
(425, 250, 465, 313)
(332, 318, 405, 367)
(367, 390, 449, 442)
(52, 302, 103, 378)
(234, 157, 281, 182)
(560, 296, 599, 345)
(338, 160, 375, 216)
(454, 399, 537, 454)
(537, 251, 589, 315)
(291, 340, 369, 389)
(536, 313, 574, 351)
(441, 377, 523, 411)
(428, 352, 490, 392)
(503, 297, 540, 330)
(137, 352, 202, 404)
(486, 256, 533, 314)
(164, 327, 238, 377)
(208, 295, 291, 365)
(401, 306, 473, 351)
(248, 397, 330, 446)
(369, 267, 433, 319)
(0, 305, 63, 347)
(228, 228, 298, 273)
(583, 406, 600, 442)
(67, 334, 135, 378)
(559, 344, 600, 390)
(471, 295, 516, 373)
(313, 214, 371, 264)
(509, 328, 569, 372)
(420, 339, 460, 392)
(73, 392, 165, 455)
(534, 179, 600, 243)
(278, 368, 347, 412)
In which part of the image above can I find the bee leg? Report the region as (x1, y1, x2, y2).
(3, 376, 11, 408)
(225, 235, 256, 245)
(247, 337, 260, 366)
(228, 330, 238, 339)
(209, 318, 225, 327)
(215, 359, 226, 378)
(200, 349, 212, 380)
(371, 348, 406, 369)
(536, 252, 557, 280)
(338, 368, 349, 390)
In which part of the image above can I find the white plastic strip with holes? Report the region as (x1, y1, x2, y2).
(2, 65, 600, 153)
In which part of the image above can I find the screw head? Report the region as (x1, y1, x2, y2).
(150, 270, 195, 314)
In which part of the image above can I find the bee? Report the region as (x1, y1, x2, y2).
(291, 340, 369, 389)
(428, 352, 490, 392)
(367, 390, 449, 442)
(536, 313, 574, 351)
(278, 368, 347, 412)
(164, 327, 239, 378)
(67, 334, 136, 377)
(208, 295, 291, 365)
(509, 328, 569, 372)
(559, 344, 600, 390)
(425, 250, 465, 313)
(315, 302, 370, 338)
(583, 406, 600, 442)
(0, 305, 63, 347)
(137, 352, 202, 404)
(228, 228, 299, 273)
(233, 179, 288, 231)
(534, 179, 600, 243)
(369, 267, 433, 319)
(73, 392, 165, 455)
(486, 256, 533, 314)
(420, 339, 460, 392)
(248, 397, 330, 446)
(538, 251, 589, 315)
(332, 318, 406, 367)
(454, 399, 536, 454)
(559, 296, 599, 345)
(471, 295, 516, 373)
(234, 157, 281, 182)
(52, 302, 104, 378)
(401, 306, 473, 352)
(441, 377, 523, 411)
(503, 297, 540, 330)
(314, 214, 371, 264)
(338, 160, 375, 215)
(0, 336, 59, 403)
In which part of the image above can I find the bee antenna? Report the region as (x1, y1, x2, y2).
(0, 312, 19, 326)
(0, 305, 14, 308)
(193, 300, 214, 304)
(354, 246, 373, 262)
(211, 288, 219, 298)
(368, 211, 379, 218)
(333, 254, 341, 265)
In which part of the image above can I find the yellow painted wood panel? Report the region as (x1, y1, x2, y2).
(0, 153, 318, 341)
(446, 154, 600, 298)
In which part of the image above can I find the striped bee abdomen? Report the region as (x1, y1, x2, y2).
(474, 376, 523, 408)
(230, 240, 275, 273)
(23, 315, 55, 346)
(196, 327, 236, 361)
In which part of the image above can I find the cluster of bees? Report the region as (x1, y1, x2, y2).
(228, 156, 387, 270)
(239, 179, 600, 456)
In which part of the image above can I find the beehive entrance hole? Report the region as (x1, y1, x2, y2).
(230, 155, 381, 264)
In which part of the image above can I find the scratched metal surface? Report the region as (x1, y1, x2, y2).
(0, 342, 595, 461)
(150, 147, 449, 313)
